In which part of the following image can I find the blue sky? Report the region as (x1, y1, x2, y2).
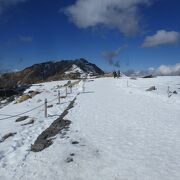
(0, 0, 180, 72)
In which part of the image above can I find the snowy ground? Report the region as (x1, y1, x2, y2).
(0, 76, 180, 180)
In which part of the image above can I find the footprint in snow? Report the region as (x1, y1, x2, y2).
(66, 157, 73, 163)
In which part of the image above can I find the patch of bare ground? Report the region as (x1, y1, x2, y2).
(31, 96, 77, 152)
(0, 132, 17, 143)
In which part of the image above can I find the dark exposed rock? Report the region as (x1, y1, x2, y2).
(173, 91, 178, 94)
(31, 97, 76, 152)
(7, 96, 15, 102)
(0, 132, 17, 143)
(47, 105, 53, 108)
(71, 141, 79, 145)
(142, 75, 154, 78)
(31, 120, 71, 152)
(146, 86, 156, 91)
(15, 116, 29, 122)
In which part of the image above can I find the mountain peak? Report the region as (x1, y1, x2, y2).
(0, 58, 104, 89)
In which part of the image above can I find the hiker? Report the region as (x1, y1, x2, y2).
(117, 70, 120, 78)
(113, 71, 117, 78)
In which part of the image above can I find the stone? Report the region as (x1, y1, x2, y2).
(146, 86, 156, 91)
(0, 132, 17, 143)
(143, 75, 154, 78)
(71, 141, 79, 145)
(16, 116, 29, 122)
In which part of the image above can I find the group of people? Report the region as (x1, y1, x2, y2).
(113, 70, 121, 78)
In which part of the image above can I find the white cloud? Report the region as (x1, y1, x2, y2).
(0, 0, 27, 15)
(142, 30, 180, 47)
(64, 0, 152, 36)
(126, 63, 180, 76)
(150, 63, 180, 76)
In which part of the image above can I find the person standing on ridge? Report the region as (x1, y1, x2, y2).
(113, 71, 117, 78)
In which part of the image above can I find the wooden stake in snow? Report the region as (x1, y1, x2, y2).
(45, 98, 47, 118)
(58, 90, 60, 104)
(65, 86, 68, 97)
(167, 86, 170, 97)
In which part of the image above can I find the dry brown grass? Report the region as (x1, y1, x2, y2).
(16, 94, 31, 103)
(16, 91, 40, 103)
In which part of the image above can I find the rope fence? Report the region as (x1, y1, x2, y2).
(0, 80, 85, 121)
(0, 103, 44, 121)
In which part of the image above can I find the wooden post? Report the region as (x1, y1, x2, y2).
(167, 86, 170, 97)
(65, 86, 67, 97)
(58, 90, 60, 104)
(45, 98, 47, 118)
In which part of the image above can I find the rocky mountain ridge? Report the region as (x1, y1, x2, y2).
(0, 58, 104, 89)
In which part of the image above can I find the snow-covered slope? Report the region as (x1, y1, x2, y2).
(0, 76, 180, 179)
(64, 64, 99, 78)
(65, 64, 85, 74)
(64, 64, 87, 78)
(0, 79, 80, 177)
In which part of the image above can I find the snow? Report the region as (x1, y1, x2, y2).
(0, 79, 80, 177)
(64, 64, 85, 77)
(65, 64, 84, 74)
(64, 64, 95, 78)
(0, 76, 180, 179)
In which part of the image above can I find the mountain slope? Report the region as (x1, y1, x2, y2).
(0, 58, 104, 88)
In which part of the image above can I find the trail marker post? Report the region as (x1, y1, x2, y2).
(45, 98, 47, 118)
(167, 86, 170, 97)
(58, 90, 60, 104)
(65, 86, 68, 97)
